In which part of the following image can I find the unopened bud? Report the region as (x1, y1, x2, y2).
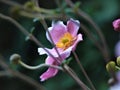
(10, 54, 21, 64)
(117, 56, 120, 66)
(112, 19, 120, 32)
(24, 1, 34, 9)
(106, 61, 116, 72)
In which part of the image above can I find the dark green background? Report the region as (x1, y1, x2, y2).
(0, 0, 120, 90)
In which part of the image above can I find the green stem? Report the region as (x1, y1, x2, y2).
(19, 11, 64, 20)
(33, 7, 55, 14)
(72, 51, 96, 90)
(116, 66, 120, 70)
(0, 0, 54, 14)
(63, 64, 91, 90)
(19, 60, 63, 70)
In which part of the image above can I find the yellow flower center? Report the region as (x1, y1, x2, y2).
(56, 32, 76, 50)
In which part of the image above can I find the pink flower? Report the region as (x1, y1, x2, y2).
(115, 40, 120, 57)
(113, 19, 120, 32)
(109, 71, 120, 90)
(39, 47, 72, 81)
(38, 19, 83, 81)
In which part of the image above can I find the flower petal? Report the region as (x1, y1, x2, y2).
(46, 21, 67, 44)
(71, 34, 83, 51)
(48, 48, 72, 60)
(38, 47, 72, 63)
(38, 47, 60, 57)
(115, 41, 120, 57)
(59, 47, 72, 60)
(38, 48, 51, 55)
(45, 56, 55, 65)
(67, 19, 80, 37)
(40, 57, 58, 81)
(40, 67, 58, 81)
(117, 71, 120, 82)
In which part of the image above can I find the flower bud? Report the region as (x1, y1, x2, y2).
(117, 56, 120, 66)
(10, 54, 21, 64)
(106, 61, 116, 73)
(112, 19, 120, 32)
(24, 1, 34, 9)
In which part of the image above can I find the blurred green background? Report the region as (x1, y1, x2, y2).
(0, 0, 120, 90)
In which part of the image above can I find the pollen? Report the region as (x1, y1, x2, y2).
(56, 32, 76, 50)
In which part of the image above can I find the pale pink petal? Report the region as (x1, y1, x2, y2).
(45, 56, 55, 65)
(38, 47, 71, 59)
(49, 48, 63, 57)
(38, 47, 60, 57)
(110, 83, 120, 90)
(46, 21, 67, 44)
(67, 19, 80, 37)
(38, 48, 60, 57)
(40, 57, 59, 81)
(115, 41, 120, 57)
(71, 34, 83, 51)
(38, 48, 51, 55)
(40, 67, 59, 81)
(117, 71, 120, 82)
(48, 47, 72, 60)
(109, 71, 120, 90)
(59, 47, 72, 60)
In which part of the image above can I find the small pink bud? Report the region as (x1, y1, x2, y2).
(113, 19, 120, 32)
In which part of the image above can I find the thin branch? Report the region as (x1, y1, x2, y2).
(72, 51, 96, 90)
(0, 13, 59, 62)
(80, 23, 107, 58)
(19, 60, 63, 71)
(55, 0, 61, 8)
(0, 0, 54, 14)
(65, 0, 110, 62)
(31, 0, 39, 8)
(0, 0, 25, 9)
(63, 64, 91, 90)
(19, 11, 66, 20)
(0, 71, 10, 77)
(0, 55, 45, 90)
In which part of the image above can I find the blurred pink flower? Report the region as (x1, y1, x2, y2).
(115, 40, 120, 57)
(109, 71, 120, 90)
(113, 19, 120, 32)
(38, 19, 83, 81)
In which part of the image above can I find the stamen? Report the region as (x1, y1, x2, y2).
(56, 32, 75, 50)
